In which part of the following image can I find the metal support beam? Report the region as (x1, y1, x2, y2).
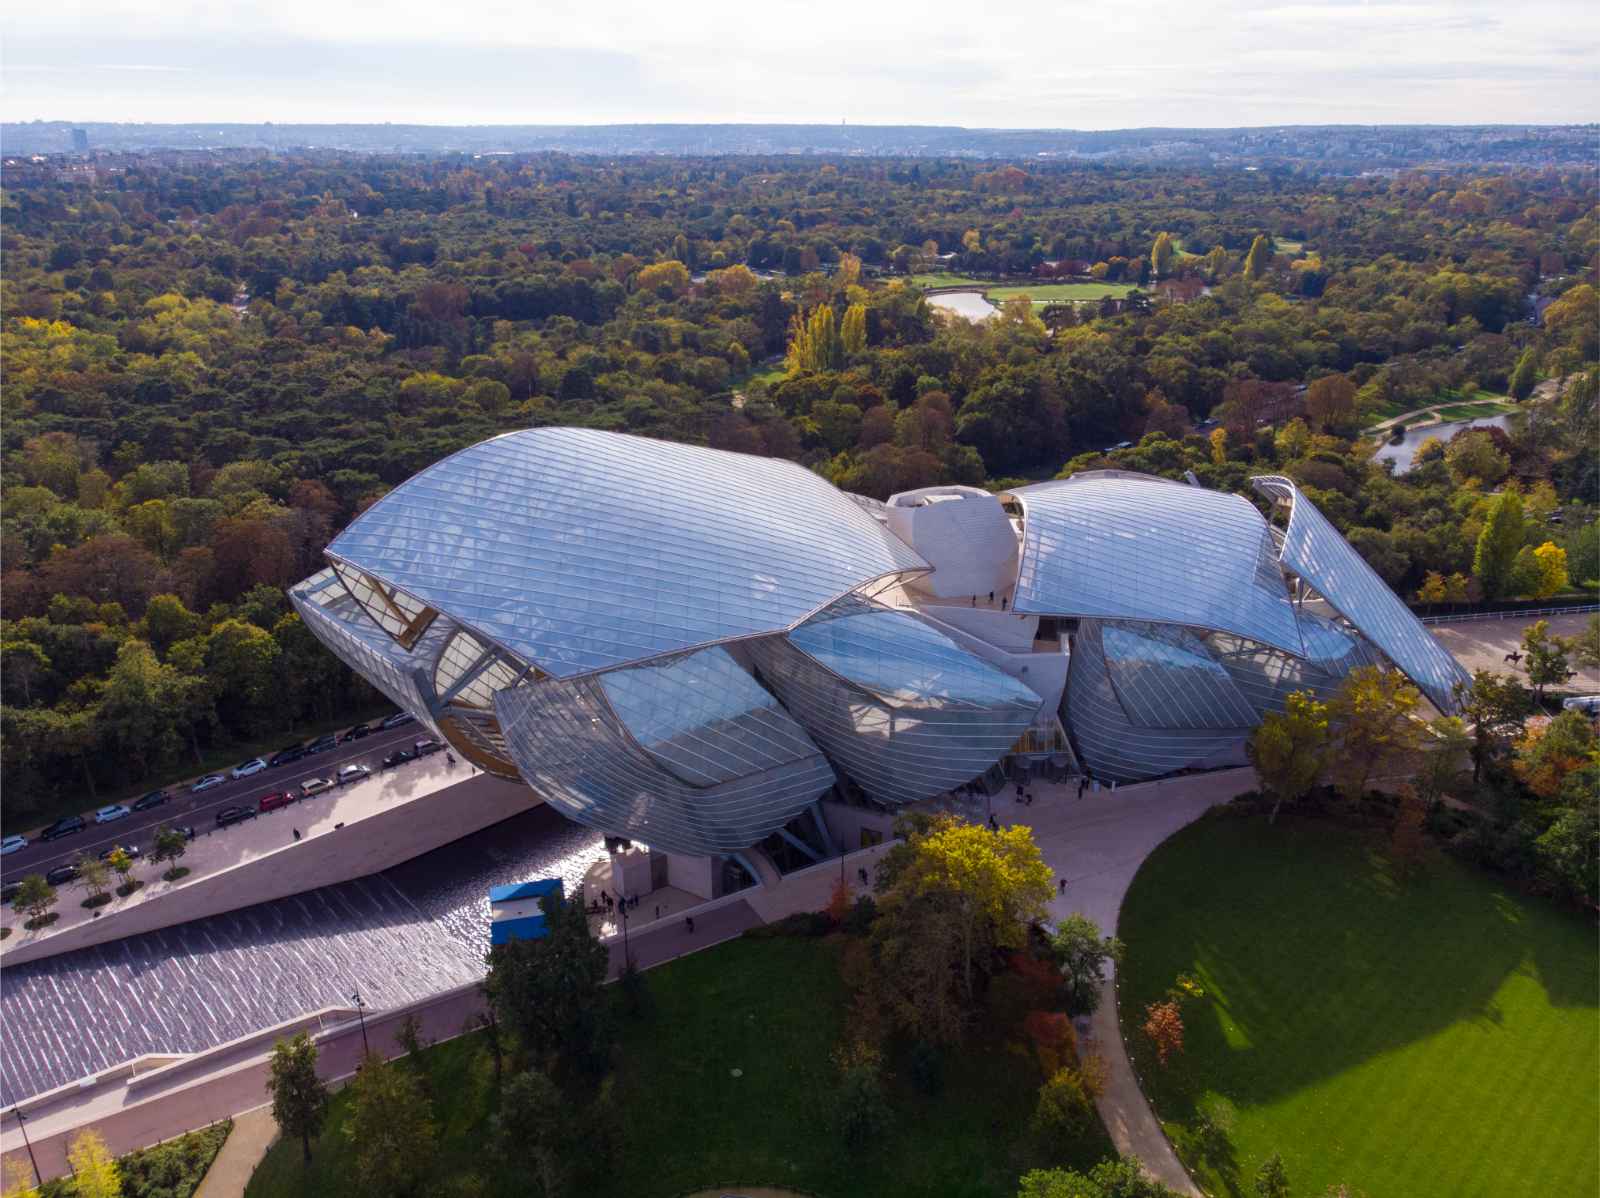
(776, 826, 822, 863)
(730, 852, 762, 888)
(807, 801, 837, 857)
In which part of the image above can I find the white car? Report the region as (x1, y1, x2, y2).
(231, 758, 268, 780)
(337, 764, 372, 785)
(1, 834, 27, 855)
(191, 773, 226, 793)
(1562, 695, 1600, 716)
(94, 804, 131, 825)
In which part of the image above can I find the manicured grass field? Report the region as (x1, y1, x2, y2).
(907, 272, 995, 288)
(1117, 813, 1598, 1198)
(987, 282, 1134, 305)
(1431, 398, 1517, 421)
(247, 936, 1114, 1198)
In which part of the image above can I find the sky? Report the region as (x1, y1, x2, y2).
(4, 0, 1598, 128)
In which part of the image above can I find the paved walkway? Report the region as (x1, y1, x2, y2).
(193, 1106, 278, 1198)
(1428, 612, 1599, 692)
(995, 767, 1259, 1196)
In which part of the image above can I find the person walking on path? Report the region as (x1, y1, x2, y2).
(684, 915, 695, 934)
(988, 814, 1000, 832)
(1058, 877, 1068, 894)
(1077, 776, 1088, 800)
(292, 828, 302, 841)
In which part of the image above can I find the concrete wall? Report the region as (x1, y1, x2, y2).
(665, 851, 716, 899)
(4, 776, 541, 967)
(818, 800, 896, 852)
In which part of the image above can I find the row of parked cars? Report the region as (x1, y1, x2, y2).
(2, 711, 420, 858)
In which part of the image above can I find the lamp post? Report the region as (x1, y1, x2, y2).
(349, 989, 370, 1057)
(618, 897, 631, 973)
(9, 1107, 40, 1189)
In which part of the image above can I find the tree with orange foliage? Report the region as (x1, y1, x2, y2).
(1142, 999, 1184, 1067)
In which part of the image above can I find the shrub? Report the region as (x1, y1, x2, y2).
(1142, 999, 1184, 1067)
(618, 959, 653, 1019)
(832, 1041, 891, 1148)
(1022, 1010, 1078, 1077)
(1030, 1066, 1097, 1155)
(842, 893, 878, 935)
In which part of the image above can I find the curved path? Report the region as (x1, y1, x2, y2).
(995, 767, 1258, 1195)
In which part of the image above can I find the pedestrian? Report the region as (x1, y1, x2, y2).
(446, 751, 456, 767)
(655, 905, 660, 920)
(858, 867, 869, 886)
(292, 827, 302, 841)
(1001, 596, 1008, 611)
(1016, 782, 1024, 800)
(988, 814, 999, 832)
(989, 590, 995, 604)
(1059, 877, 1068, 894)
(685, 915, 695, 934)
(1025, 791, 1034, 806)
(971, 595, 977, 607)
(1077, 776, 1088, 801)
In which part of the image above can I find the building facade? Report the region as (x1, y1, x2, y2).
(291, 429, 1469, 856)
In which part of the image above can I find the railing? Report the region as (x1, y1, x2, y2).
(1419, 604, 1598, 626)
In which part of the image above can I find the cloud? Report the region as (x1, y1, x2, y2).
(2, 0, 1596, 126)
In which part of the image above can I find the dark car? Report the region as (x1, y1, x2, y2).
(45, 863, 79, 886)
(98, 843, 142, 862)
(340, 723, 375, 743)
(268, 745, 308, 768)
(382, 748, 417, 770)
(303, 734, 339, 756)
(413, 738, 444, 757)
(1, 881, 21, 905)
(259, 791, 297, 813)
(380, 710, 416, 730)
(40, 815, 87, 842)
(216, 806, 258, 828)
(131, 789, 170, 812)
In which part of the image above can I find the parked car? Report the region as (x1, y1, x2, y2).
(299, 777, 336, 798)
(337, 764, 372, 785)
(380, 710, 417, 730)
(191, 774, 226, 793)
(268, 745, 308, 768)
(166, 824, 197, 841)
(259, 791, 297, 813)
(94, 804, 131, 825)
(216, 806, 257, 828)
(98, 843, 141, 862)
(414, 738, 445, 757)
(2, 834, 27, 856)
(131, 789, 170, 812)
(1561, 695, 1600, 716)
(1, 881, 21, 904)
(382, 748, 417, 770)
(40, 815, 86, 841)
(340, 723, 375, 743)
(304, 734, 339, 756)
(231, 758, 268, 780)
(45, 863, 79, 886)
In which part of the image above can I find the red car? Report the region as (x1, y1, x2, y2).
(259, 791, 298, 813)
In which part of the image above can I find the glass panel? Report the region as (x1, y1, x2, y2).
(1009, 471, 1304, 656)
(1102, 621, 1258, 729)
(327, 427, 929, 679)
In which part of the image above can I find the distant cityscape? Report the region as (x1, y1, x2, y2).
(4, 120, 1596, 168)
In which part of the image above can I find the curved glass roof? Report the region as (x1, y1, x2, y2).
(494, 652, 834, 857)
(1102, 621, 1258, 730)
(328, 428, 929, 680)
(1008, 473, 1303, 656)
(1253, 477, 1470, 712)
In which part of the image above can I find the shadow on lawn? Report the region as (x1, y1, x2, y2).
(1120, 814, 1598, 1119)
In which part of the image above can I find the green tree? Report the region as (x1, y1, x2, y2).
(267, 1032, 329, 1165)
(1455, 671, 1532, 781)
(832, 1041, 892, 1149)
(1473, 490, 1525, 600)
(1150, 232, 1175, 279)
(1248, 691, 1330, 822)
(1528, 542, 1569, 599)
(491, 1067, 571, 1196)
(65, 1130, 120, 1198)
(345, 1054, 436, 1197)
(1444, 430, 1510, 486)
(1243, 234, 1272, 280)
(840, 302, 868, 355)
(785, 304, 843, 374)
(105, 847, 136, 894)
(0, 641, 51, 705)
(483, 893, 611, 1078)
(14, 875, 57, 927)
(1508, 348, 1538, 399)
(1575, 615, 1600, 672)
(1255, 1151, 1291, 1198)
(1046, 913, 1125, 1015)
(1030, 1066, 1097, 1155)
(1533, 799, 1600, 905)
(1017, 1157, 1183, 1197)
(1326, 668, 1422, 801)
(873, 815, 1053, 1038)
(1520, 619, 1572, 703)
(1414, 716, 1472, 806)
(75, 853, 112, 906)
(151, 825, 190, 880)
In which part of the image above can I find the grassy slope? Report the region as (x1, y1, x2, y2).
(248, 936, 1115, 1198)
(987, 283, 1134, 304)
(1117, 814, 1598, 1198)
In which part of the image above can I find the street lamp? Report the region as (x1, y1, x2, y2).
(349, 989, 370, 1057)
(10, 1106, 40, 1189)
(618, 898, 631, 973)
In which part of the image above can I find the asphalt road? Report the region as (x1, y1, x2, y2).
(1, 720, 432, 879)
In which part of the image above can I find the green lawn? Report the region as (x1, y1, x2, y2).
(1430, 398, 1517, 422)
(987, 283, 1134, 305)
(1117, 813, 1598, 1198)
(247, 936, 1115, 1198)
